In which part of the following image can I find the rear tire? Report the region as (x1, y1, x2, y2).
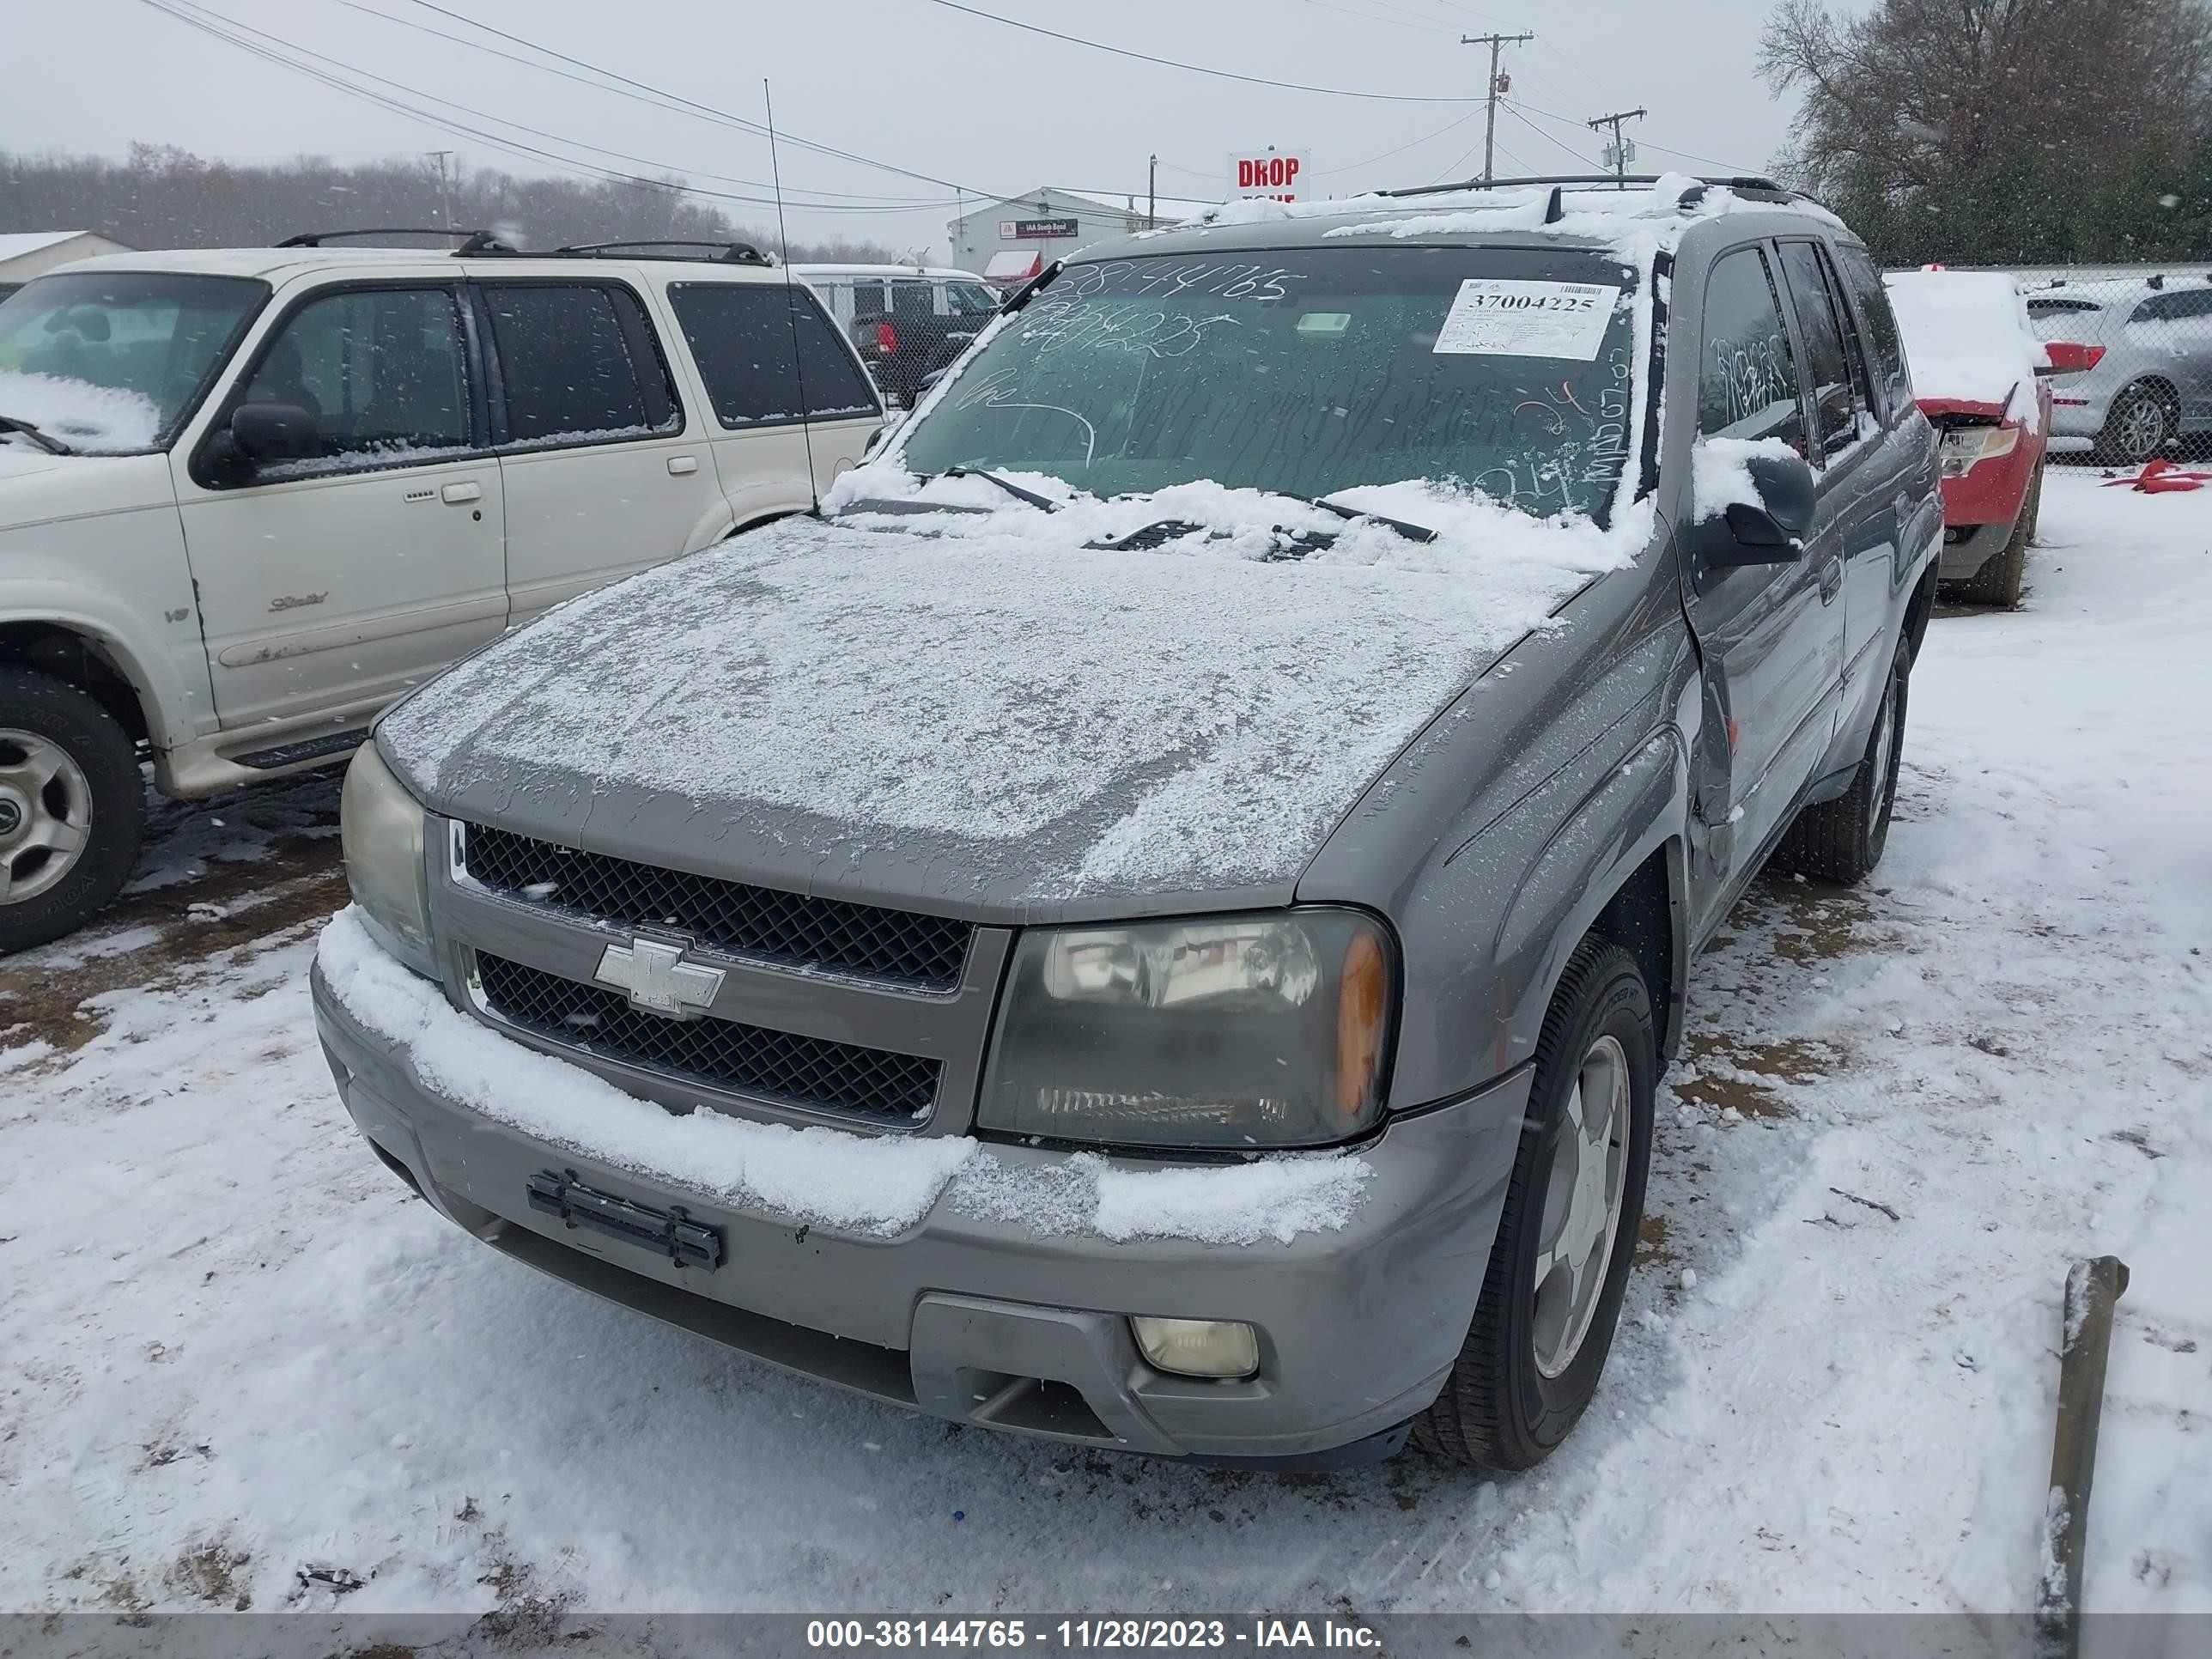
(2094, 382, 2176, 467)
(0, 668, 146, 955)
(1771, 638, 1909, 886)
(1951, 462, 2039, 608)
(1411, 939, 1655, 1470)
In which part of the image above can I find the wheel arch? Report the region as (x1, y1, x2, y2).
(0, 619, 161, 750)
(1489, 727, 1693, 1077)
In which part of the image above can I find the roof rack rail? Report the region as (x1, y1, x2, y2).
(277, 228, 513, 252)
(535, 239, 771, 266)
(1381, 173, 1791, 201)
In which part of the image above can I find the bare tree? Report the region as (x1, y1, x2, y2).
(1759, 0, 2212, 196)
(0, 146, 909, 265)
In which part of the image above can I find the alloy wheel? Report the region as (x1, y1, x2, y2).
(1531, 1033, 1632, 1379)
(0, 729, 95, 906)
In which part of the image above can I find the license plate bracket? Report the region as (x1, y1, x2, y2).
(526, 1169, 724, 1270)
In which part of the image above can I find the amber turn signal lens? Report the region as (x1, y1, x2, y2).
(1334, 927, 1389, 1118)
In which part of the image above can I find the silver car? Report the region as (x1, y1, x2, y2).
(2024, 275, 2212, 463)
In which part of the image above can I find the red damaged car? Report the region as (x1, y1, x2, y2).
(1885, 269, 2091, 606)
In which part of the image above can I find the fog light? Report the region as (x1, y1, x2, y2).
(1130, 1316, 1260, 1379)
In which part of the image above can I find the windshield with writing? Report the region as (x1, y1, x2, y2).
(896, 246, 1643, 522)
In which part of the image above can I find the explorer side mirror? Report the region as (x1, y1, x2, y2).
(229, 402, 319, 464)
(1701, 451, 1818, 568)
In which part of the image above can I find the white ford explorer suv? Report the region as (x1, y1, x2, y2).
(0, 233, 884, 951)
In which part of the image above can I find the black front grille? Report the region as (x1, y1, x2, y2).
(475, 954, 940, 1123)
(459, 823, 972, 990)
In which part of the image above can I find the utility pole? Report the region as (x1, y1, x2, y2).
(428, 149, 454, 227)
(1586, 108, 1647, 188)
(1461, 31, 1533, 185)
(1148, 153, 1158, 227)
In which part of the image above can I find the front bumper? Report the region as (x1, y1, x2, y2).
(311, 963, 1525, 1467)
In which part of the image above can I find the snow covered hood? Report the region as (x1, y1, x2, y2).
(379, 483, 1643, 915)
(1887, 270, 2049, 427)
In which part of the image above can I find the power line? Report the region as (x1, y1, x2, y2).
(1323, 106, 1484, 177)
(1505, 95, 1753, 174)
(914, 0, 1482, 102)
(1500, 102, 1600, 171)
(359, 0, 1015, 203)
(1288, 0, 1455, 32)
(137, 0, 962, 215)
(229, 1, 957, 210)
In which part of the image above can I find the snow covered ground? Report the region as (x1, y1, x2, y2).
(2, 469, 2205, 1629)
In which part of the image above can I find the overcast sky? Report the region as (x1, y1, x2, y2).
(4, 0, 1802, 256)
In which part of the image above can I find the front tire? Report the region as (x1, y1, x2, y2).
(1771, 637, 1909, 885)
(0, 668, 146, 955)
(1412, 939, 1656, 1470)
(1951, 461, 2040, 608)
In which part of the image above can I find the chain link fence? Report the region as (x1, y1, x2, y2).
(1921, 262, 2212, 465)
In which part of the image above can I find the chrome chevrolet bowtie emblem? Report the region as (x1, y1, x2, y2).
(593, 936, 725, 1018)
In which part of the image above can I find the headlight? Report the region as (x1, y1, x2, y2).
(340, 742, 436, 980)
(1939, 424, 2020, 477)
(979, 909, 1395, 1150)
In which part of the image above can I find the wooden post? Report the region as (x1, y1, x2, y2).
(2033, 1255, 2130, 1659)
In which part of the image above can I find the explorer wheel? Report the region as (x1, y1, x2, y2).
(1771, 638, 1909, 885)
(1412, 939, 1655, 1470)
(0, 668, 145, 954)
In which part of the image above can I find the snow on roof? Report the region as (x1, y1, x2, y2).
(379, 478, 1649, 905)
(0, 231, 108, 263)
(1153, 174, 1846, 263)
(982, 250, 1042, 281)
(1886, 270, 2048, 423)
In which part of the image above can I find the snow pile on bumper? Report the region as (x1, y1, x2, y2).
(316, 906, 1372, 1245)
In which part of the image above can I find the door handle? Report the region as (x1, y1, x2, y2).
(440, 481, 483, 505)
(667, 456, 700, 477)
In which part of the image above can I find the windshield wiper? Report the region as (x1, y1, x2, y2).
(942, 466, 1061, 513)
(1274, 490, 1437, 544)
(0, 415, 71, 456)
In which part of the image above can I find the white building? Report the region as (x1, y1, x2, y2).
(946, 188, 1218, 287)
(0, 231, 134, 293)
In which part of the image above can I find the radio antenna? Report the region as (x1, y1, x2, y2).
(765, 77, 820, 512)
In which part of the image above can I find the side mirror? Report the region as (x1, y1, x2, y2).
(918, 368, 948, 393)
(229, 402, 318, 464)
(1699, 449, 1818, 568)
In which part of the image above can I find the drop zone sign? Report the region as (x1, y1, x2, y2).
(1231, 150, 1311, 204)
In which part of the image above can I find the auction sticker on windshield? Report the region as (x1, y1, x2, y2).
(1432, 279, 1621, 360)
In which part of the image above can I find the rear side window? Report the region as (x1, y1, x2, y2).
(851, 280, 887, 317)
(483, 283, 678, 447)
(1777, 240, 1872, 460)
(667, 283, 881, 426)
(1833, 246, 1911, 420)
(1698, 246, 1807, 452)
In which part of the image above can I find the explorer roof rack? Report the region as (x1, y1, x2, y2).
(538, 239, 770, 266)
(276, 228, 514, 252)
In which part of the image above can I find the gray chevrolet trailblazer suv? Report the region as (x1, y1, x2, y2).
(311, 175, 1942, 1472)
